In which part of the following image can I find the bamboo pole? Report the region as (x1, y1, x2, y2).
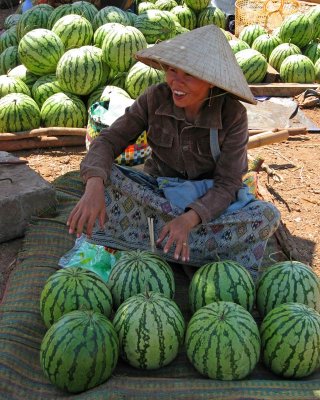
(248, 129, 290, 149)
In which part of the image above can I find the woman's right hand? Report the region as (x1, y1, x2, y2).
(67, 176, 106, 238)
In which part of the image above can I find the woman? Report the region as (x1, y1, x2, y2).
(67, 25, 280, 280)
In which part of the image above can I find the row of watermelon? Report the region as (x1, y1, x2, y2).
(39, 250, 320, 392)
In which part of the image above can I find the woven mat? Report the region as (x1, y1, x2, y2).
(1, 171, 319, 400)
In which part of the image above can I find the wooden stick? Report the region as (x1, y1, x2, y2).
(0, 127, 87, 141)
(248, 129, 289, 149)
(248, 127, 307, 137)
(0, 135, 85, 151)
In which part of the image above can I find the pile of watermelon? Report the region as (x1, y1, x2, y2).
(38, 246, 320, 393)
(0, 0, 230, 133)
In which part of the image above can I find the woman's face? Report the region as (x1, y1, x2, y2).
(165, 66, 212, 117)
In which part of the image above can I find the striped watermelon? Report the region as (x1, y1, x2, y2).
(197, 6, 226, 29)
(107, 250, 175, 309)
(252, 34, 281, 61)
(256, 260, 320, 318)
(280, 13, 314, 48)
(52, 14, 93, 50)
(102, 25, 147, 72)
(280, 54, 315, 83)
(134, 9, 176, 44)
(40, 92, 87, 128)
(239, 24, 267, 47)
(93, 22, 124, 48)
(170, 5, 197, 30)
(0, 46, 19, 75)
(269, 42, 301, 72)
(48, 2, 97, 29)
(18, 29, 65, 75)
(188, 260, 255, 314)
(56, 46, 103, 95)
(113, 291, 185, 369)
(174, 20, 189, 35)
(303, 41, 320, 64)
(0, 93, 40, 133)
(16, 5, 53, 40)
(185, 301, 260, 380)
(125, 61, 165, 99)
(235, 49, 268, 83)
(260, 303, 320, 378)
(221, 28, 232, 40)
(183, 0, 210, 13)
(154, 0, 178, 11)
(31, 74, 63, 107)
(0, 26, 19, 53)
(126, 10, 138, 25)
(306, 5, 320, 41)
(92, 6, 131, 31)
(316, 58, 320, 83)
(4, 14, 21, 30)
(228, 38, 250, 54)
(138, 2, 157, 14)
(40, 310, 119, 393)
(0, 75, 31, 98)
(40, 267, 113, 328)
(7, 64, 39, 90)
(109, 71, 128, 90)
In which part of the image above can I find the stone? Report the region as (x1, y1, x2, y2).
(0, 151, 57, 243)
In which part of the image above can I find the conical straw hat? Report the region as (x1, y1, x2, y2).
(135, 25, 256, 105)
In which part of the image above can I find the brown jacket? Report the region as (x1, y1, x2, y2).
(81, 83, 249, 222)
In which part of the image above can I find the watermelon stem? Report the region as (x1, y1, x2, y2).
(268, 251, 285, 263)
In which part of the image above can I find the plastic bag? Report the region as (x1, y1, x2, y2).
(59, 235, 122, 283)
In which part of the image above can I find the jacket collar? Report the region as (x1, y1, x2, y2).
(155, 86, 225, 129)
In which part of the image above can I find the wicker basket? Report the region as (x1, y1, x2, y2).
(235, 0, 300, 36)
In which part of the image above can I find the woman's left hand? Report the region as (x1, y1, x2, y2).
(156, 209, 201, 262)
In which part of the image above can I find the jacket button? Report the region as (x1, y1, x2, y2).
(182, 145, 189, 151)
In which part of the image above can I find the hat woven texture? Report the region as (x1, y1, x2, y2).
(135, 25, 256, 105)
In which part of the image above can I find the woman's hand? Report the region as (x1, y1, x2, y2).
(67, 177, 106, 238)
(156, 209, 201, 262)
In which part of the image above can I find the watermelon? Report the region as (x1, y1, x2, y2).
(0, 75, 31, 98)
(228, 38, 250, 54)
(0, 26, 19, 53)
(279, 13, 314, 48)
(52, 14, 93, 51)
(239, 24, 267, 47)
(306, 5, 320, 41)
(134, 9, 176, 44)
(185, 301, 260, 380)
(221, 28, 232, 40)
(252, 34, 281, 61)
(4, 14, 21, 30)
(303, 41, 320, 64)
(16, 5, 53, 40)
(40, 92, 87, 128)
(197, 6, 226, 29)
(235, 49, 268, 83)
(93, 22, 124, 48)
(280, 54, 315, 83)
(256, 260, 320, 318)
(269, 42, 301, 72)
(47, 4, 75, 29)
(154, 0, 178, 11)
(126, 10, 138, 25)
(125, 61, 165, 99)
(102, 25, 147, 72)
(18, 29, 65, 75)
(315, 58, 320, 83)
(109, 71, 128, 90)
(188, 260, 255, 314)
(170, 5, 197, 30)
(260, 303, 320, 378)
(183, 0, 210, 13)
(7, 64, 39, 89)
(0, 93, 40, 133)
(48, 2, 97, 29)
(174, 20, 189, 35)
(107, 249, 175, 309)
(31, 74, 63, 107)
(0, 46, 19, 75)
(92, 6, 131, 31)
(40, 310, 119, 393)
(40, 267, 113, 328)
(138, 1, 157, 14)
(113, 291, 185, 369)
(56, 46, 103, 96)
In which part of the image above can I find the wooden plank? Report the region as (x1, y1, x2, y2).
(249, 83, 320, 97)
(0, 135, 85, 151)
(0, 127, 87, 141)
